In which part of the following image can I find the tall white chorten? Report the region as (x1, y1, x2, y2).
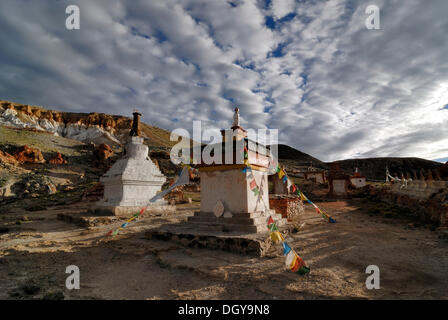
(93, 112, 167, 216)
(187, 107, 286, 233)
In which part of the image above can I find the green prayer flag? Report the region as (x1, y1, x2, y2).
(297, 266, 310, 275)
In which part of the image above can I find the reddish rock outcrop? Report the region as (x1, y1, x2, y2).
(13, 145, 45, 164)
(49, 152, 68, 165)
(94, 143, 114, 161)
(0, 150, 18, 165)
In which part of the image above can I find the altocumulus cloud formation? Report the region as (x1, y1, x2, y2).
(0, 0, 447, 162)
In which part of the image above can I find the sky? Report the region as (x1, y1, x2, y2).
(0, 0, 447, 162)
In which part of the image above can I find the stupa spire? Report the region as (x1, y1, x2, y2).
(232, 107, 240, 128)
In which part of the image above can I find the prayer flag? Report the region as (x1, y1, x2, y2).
(250, 180, 257, 189)
(291, 254, 306, 272)
(283, 242, 292, 256)
(121, 222, 128, 228)
(290, 255, 299, 272)
(285, 251, 295, 267)
(112, 229, 119, 236)
(297, 266, 311, 275)
(279, 170, 285, 179)
(106, 230, 113, 236)
(267, 216, 274, 226)
(270, 231, 283, 243)
(269, 223, 278, 232)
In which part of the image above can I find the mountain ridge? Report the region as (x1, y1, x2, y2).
(273, 144, 443, 181)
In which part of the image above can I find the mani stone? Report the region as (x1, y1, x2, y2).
(93, 136, 167, 216)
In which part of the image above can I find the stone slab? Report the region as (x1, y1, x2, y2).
(90, 204, 176, 217)
(57, 212, 121, 228)
(187, 210, 287, 233)
(144, 222, 280, 256)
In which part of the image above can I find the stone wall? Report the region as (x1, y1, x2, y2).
(389, 179, 447, 200)
(383, 179, 448, 227)
(269, 195, 304, 221)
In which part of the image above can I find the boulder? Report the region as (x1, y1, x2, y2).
(13, 145, 45, 164)
(0, 150, 18, 165)
(49, 152, 67, 165)
(93, 143, 114, 161)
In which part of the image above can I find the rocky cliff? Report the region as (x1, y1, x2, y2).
(0, 100, 175, 148)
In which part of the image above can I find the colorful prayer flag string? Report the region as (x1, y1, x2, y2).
(276, 167, 336, 224)
(268, 215, 310, 275)
(242, 164, 310, 275)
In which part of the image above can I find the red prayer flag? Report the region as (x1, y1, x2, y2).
(291, 254, 306, 272)
(267, 216, 274, 226)
(250, 180, 256, 189)
(290, 257, 300, 272)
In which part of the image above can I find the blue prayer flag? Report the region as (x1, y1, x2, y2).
(283, 242, 292, 256)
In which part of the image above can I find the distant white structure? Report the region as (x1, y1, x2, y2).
(350, 168, 367, 188)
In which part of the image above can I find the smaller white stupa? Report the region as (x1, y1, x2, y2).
(93, 112, 167, 216)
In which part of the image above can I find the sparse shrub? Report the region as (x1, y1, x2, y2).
(20, 282, 40, 295)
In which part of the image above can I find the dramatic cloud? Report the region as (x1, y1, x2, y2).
(0, 0, 447, 161)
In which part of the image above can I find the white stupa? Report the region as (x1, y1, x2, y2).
(93, 112, 167, 216)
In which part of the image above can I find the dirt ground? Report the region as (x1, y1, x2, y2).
(0, 198, 447, 300)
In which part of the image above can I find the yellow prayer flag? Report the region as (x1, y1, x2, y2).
(270, 231, 284, 243)
(278, 170, 285, 179)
